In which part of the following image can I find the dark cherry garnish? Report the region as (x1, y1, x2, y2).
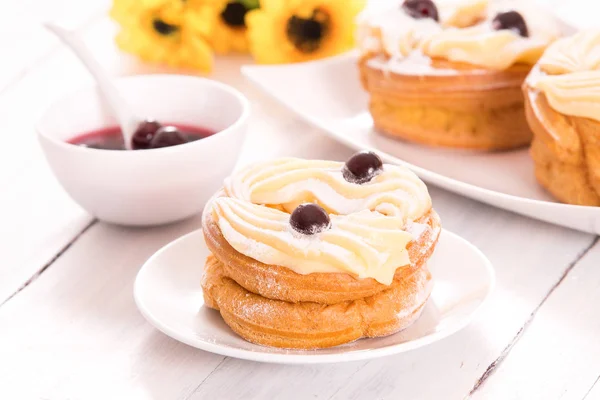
(290, 204, 331, 235)
(402, 0, 439, 21)
(149, 126, 187, 149)
(492, 11, 528, 37)
(132, 119, 162, 150)
(342, 151, 383, 184)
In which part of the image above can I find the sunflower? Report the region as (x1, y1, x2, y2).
(111, 0, 214, 72)
(246, 0, 365, 64)
(195, 0, 260, 54)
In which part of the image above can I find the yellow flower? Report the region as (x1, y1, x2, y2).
(246, 0, 365, 64)
(111, 0, 214, 72)
(195, 0, 259, 54)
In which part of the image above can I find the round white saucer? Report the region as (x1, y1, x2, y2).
(134, 229, 494, 364)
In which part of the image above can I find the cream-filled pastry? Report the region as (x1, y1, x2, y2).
(201, 152, 441, 349)
(358, 0, 560, 150)
(524, 30, 600, 206)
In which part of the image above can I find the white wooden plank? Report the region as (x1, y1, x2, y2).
(0, 12, 117, 303)
(0, 216, 225, 400)
(470, 240, 600, 400)
(188, 190, 594, 400)
(0, 37, 103, 302)
(0, 164, 92, 304)
(585, 379, 600, 400)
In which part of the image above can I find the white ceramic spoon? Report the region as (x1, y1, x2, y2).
(45, 23, 140, 150)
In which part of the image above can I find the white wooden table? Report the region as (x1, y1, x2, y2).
(1, 1, 599, 399)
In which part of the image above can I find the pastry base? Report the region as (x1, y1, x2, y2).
(360, 55, 533, 151)
(202, 255, 432, 349)
(524, 71, 600, 206)
(203, 197, 441, 304)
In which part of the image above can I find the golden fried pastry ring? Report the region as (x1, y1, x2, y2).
(202, 255, 432, 349)
(360, 54, 533, 150)
(202, 192, 441, 304)
(524, 67, 600, 206)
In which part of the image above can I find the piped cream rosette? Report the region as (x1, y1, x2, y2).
(212, 198, 413, 285)
(528, 30, 600, 122)
(358, 0, 559, 71)
(202, 153, 441, 304)
(201, 152, 441, 349)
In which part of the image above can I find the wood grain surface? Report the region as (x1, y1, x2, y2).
(1, 1, 599, 399)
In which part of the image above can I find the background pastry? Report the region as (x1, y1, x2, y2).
(201, 152, 441, 349)
(524, 30, 600, 206)
(358, 0, 559, 150)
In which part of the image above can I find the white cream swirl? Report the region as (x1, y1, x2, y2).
(421, 2, 559, 69)
(529, 30, 600, 123)
(537, 30, 600, 75)
(440, 0, 488, 28)
(357, 4, 442, 57)
(359, 0, 559, 70)
(531, 72, 600, 122)
(357, 0, 488, 58)
(225, 158, 432, 224)
(212, 197, 414, 285)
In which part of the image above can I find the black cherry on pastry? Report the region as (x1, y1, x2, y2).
(342, 151, 383, 184)
(290, 204, 331, 235)
(402, 0, 439, 22)
(492, 11, 529, 37)
(149, 126, 187, 148)
(132, 119, 162, 150)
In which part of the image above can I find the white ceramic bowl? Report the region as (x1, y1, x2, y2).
(37, 75, 249, 226)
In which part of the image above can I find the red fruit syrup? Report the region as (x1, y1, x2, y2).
(68, 123, 215, 150)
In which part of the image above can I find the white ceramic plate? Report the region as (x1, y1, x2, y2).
(134, 229, 494, 364)
(242, 54, 600, 234)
